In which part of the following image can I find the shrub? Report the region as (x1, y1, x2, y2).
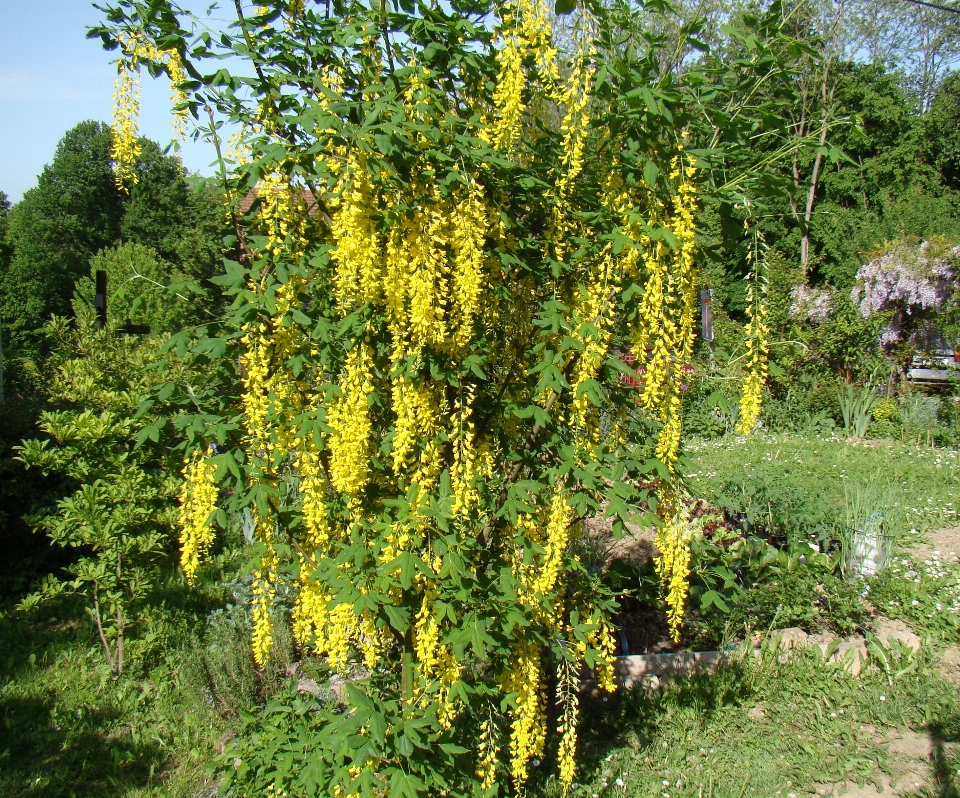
(15, 320, 185, 673)
(94, 0, 806, 791)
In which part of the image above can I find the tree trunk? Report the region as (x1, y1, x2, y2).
(800, 108, 831, 275)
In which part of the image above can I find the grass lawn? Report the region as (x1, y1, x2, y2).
(685, 433, 960, 535)
(0, 598, 225, 798)
(554, 643, 959, 798)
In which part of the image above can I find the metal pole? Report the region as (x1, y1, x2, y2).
(700, 288, 715, 372)
(95, 270, 107, 329)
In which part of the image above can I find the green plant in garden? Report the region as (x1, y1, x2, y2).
(88, 0, 815, 791)
(838, 383, 878, 438)
(15, 320, 192, 673)
(900, 393, 941, 445)
(686, 533, 868, 642)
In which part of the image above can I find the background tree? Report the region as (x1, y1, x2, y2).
(0, 122, 224, 372)
(16, 318, 194, 674)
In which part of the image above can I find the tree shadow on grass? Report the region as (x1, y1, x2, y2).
(908, 719, 960, 798)
(561, 657, 758, 781)
(0, 598, 173, 798)
(0, 693, 166, 798)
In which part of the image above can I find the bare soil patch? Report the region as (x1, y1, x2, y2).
(914, 524, 960, 560)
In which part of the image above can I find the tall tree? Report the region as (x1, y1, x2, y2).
(926, 72, 960, 192)
(0, 122, 224, 366)
(2, 122, 123, 358)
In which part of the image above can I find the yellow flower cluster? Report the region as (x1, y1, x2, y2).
(485, 0, 558, 151)
(239, 316, 272, 459)
(331, 157, 383, 308)
(737, 256, 769, 434)
(654, 494, 693, 641)
(501, 483, 615, 788)
(332, 173, 489, 359)
(476, 715, 500, 790)
(556, 653, 580, 790)
(326, 344, 374, 499)
(450, 389, 493, 521)
(501, 639, 546, 790)
(252, 510, 276, 666)
(235, 278, 312, 664)
(412, 589, 461, 728)
(549, 19, 596, 262)
(257, 172, 312, 260)
(177, 452, 218, 581)
(628, 155, 699, 469)
(111, 61, 142, 187)
(569, 250, 616, 442)
(110, 31, 188, 188)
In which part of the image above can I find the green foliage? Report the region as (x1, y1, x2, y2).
(213, 687, 341, 797)
(74, 242, 209, 335)
(15, 320, 186, 673)
(685, 533, 869, 642)
(705, 459, 835, 545)
(869, 552, 960, 644)
(838, 383, 878, 438)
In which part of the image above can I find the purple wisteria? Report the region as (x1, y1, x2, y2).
(789, 285, 833, 324)
(851, 239, 959, 346)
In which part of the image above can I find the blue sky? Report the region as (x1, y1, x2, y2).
(0, 0, 217, 203)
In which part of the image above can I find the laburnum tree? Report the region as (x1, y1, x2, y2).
(92, 0, 805, 794)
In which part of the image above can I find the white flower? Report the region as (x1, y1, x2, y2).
(615, 778, 625, 788)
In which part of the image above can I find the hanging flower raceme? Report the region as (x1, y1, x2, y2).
(484, 0, 558, 151)
(177, 450, 218, 581)
(616, 153, 700, 469)
(326, 343, 374, 500)
(110, 31, 188, 189)
(654, 490, 694, 641)
(738, 240, 770, 434)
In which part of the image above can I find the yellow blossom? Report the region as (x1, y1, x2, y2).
(177, 451, 218, 580)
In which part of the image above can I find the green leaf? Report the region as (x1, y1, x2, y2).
(555, 0, 576, 13)
(643, 160, 660, 187)
(388, 770, 426, 798)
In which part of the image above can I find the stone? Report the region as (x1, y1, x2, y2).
(771, 627, 809, 650)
